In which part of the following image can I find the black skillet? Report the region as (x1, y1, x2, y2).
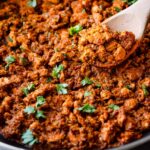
(0, 131, 150, 150)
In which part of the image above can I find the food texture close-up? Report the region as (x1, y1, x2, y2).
(0, 0, 150, 150)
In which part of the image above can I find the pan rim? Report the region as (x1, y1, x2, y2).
(0, 132, 150, 150)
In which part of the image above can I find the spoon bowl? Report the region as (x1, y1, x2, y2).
(102, 0, 150, 40)
(99, 0, 150, 68)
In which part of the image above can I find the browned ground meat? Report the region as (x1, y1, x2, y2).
(0, 0, 150, 150)
(78, 24, 135, 66)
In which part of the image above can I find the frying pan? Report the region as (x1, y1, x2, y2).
(0, 131, 150, 150)
(0, 0, 150, 149)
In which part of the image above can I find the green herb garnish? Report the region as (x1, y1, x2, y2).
(63, 53, 68, 58)
(51, 64, 64, 78)
(27, 0, 37, 8)
(36, 110, 46, 119)
(27, 83, 35, 90)
(122, 0, 138, 5)
(69, 24, 83, 36)
(22, 83, 35, 96)
(78, 104, 96, 113)
(142, 84, 149, 96)
(8, 36, 13, 42)
(46, 77, 52, 83)
(81, 77, 93, 86)
(108, 104, 120, 110)
(36, 96, 45, 107)
(95, 83, 101, 88)
(24, 106, 35, 115)
(56, 83, 68, 94)
(20, 57, 28, 66)
(22, 129, 37, 146)
(114, 7, 121, 12)
(20, 46, 25, 51)
(84, 91, 92, 97)
(125, 85, 131, 90)
(5, 55, 16, 69)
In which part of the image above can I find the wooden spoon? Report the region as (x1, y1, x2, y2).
(99, 0, 150, 68)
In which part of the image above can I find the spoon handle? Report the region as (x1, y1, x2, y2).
(130, 0, 150, 36)
(133, 0, 150, 22)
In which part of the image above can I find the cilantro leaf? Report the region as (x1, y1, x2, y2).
(5, 55, 16, 69)
(142, 84, 149, 96)
(56, 83, 68, 94)
(36, 96, 45, 107)
(84, 91, 92, 97)
(24, 106, 35, 115)
(95, 83, 101, 88)
(108, 104, 120, 110)
(122, 0, 138, 5)
(69, 24, 83, 36)
(20, 57, 28, 66)
(78, 104, 96, 113)
(20, 45, 26, 51)
(22, 129, 37, 146)
(28, 83, 35, 91)
(51, 64, 64, 78)
(81, 77, 93, 86)
(8, 36, 13, 42)
(114, 7, 121, 12)
(27, 0, 37, 8)
(22, 83, 35, 96)
(46, 77, 52, 83)
(36, 110, 46, 119)
(125, 85, 131, 90)
(22, 88, 29, 96)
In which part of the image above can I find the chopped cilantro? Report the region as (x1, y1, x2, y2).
(114, 7, 121, 12)
(20, 46, 25, 51)
(142, 84, 149, 96)
(56, 83, 68, 94)
(108, 104, 120, 110)
(36, 96, 45, 107)
(109, 13, 113, 16)
(5, 55, 16, 69)
(36, 110, 46, 119)
(81, 77, 93, 86)
(27, 0, 37, 8)
(22, 129, 37, 146)
(27, 83, 35, 91)
(24, 106, 35, 115)
(125, 85, 131, 90)
(78, 104, 96, 113)
(8, 36, 13, 42)
(51, 64, 64, 78)
(46, 77, 52, 83)
(122, 0, 138, 5)
(63, 53, 68, 58)
(22, 83, 35, 96)
(84, 91, 92, 97)
(69, 24, 83, 36)
(20, 57, 28, 66)
(95, 83, 101, 88)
